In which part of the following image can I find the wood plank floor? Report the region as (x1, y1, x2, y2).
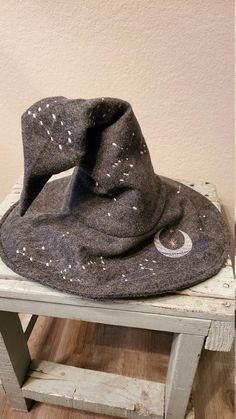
(0, 316, 234, 419)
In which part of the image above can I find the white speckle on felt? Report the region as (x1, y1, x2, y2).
(106, 173, 111, 177)
(61, 121, 64, 126)
(107, 212, 111, 216)
(59, 144, 63, 150)
(50, 137, 54, 141)
(132, 206, 137, 210)
(33, 113, 36, 118)
(52, 114, 56, 120)
(38, 107, 41, 111)
(39, 121, 43, 126)
(28, 110, 31, 115)
(46, 104, 49, 108)
(68, 130, 71, 135)
(68, 138, 72, 143)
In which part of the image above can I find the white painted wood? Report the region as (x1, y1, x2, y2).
(0, 313, 37, 394)
(165, 333, 205, 419)
(205, 320, 235, 351)
(22, 359, 164, 419)
(0, 311, 31, 411)
(176, 258, 234, 300)
(0, 279, 233, 322)
(0, 298, 211, 335)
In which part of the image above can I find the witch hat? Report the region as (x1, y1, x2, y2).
(0, 96, 229, 299)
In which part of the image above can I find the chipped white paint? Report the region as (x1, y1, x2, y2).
(0, 312, 31, 410)
(22, 359, 164, 418)
(205, 320, 235, 351)
(165, 333, 204, 419)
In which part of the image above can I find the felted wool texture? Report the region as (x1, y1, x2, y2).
(0, 96, 230, 299)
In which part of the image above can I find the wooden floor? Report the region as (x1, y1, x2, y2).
(0, 316, 234, 419)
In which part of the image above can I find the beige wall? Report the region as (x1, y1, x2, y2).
(0, 1, 234, 240)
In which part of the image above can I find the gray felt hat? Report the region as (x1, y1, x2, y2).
(0, 97, 229, 299)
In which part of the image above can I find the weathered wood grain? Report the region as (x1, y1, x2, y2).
(165, 333, 205, 419)
(0, 298, 211, 335)
(0, 313, 37, 394)
(0, 279, 233, 321)
(0, 311, 31, 411)
(22, 359, 165, 419)
(205, 320, 235, 351)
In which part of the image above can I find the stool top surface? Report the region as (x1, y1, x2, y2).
(0, 172, 234, 321)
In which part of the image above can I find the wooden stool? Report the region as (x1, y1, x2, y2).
(0, 177, 234, 419)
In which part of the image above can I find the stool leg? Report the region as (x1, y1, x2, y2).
(0, 311, 31, 411)
(165, 333, 205, 419)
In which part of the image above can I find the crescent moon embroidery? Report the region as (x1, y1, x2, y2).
(154, 229, 193, 258)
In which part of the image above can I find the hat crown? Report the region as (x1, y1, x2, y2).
(20, 97, 165, 237)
